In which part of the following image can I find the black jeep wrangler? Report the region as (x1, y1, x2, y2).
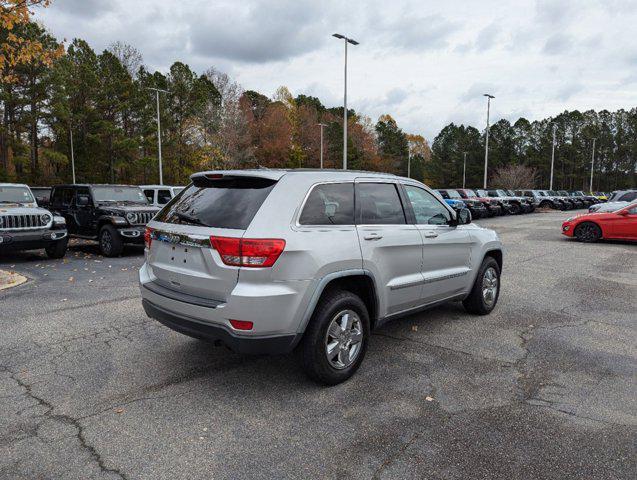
(50, 184, 159, 257)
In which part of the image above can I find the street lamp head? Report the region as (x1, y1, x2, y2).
(483, 93, 495, 99)
(347, 38, 359, 45)
(332, 33, 345, 40)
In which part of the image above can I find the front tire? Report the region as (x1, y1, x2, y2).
(45, 237, 68, 259)
(463, 257, 500, 315)
(301, 290, 370, 385)
(99, 225, 124, 257)
(508, 203, 522, 215)
(574, 222, 601, 243)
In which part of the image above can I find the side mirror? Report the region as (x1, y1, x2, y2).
(450, 207, 472, 226)
(458, 207, 472, 225)
(76, 195, 90, 207)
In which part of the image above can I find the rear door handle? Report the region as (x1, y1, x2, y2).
(424, 231, 438, 238)
(364, 234, 383, 241)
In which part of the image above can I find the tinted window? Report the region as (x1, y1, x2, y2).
(157, 189, 172, 204)
(155, 176, 276, 230)
(299, 183, 354, 225)
(619, 192, 637, 202)
(357, 183, 406, 225)
(143, 189, 155, 203)
(52, 187, 73, 207)
(405, 186, 451, 225)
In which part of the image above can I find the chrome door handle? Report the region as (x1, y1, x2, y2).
(364, 234, 383, 241)
(424, 231, 438, 238)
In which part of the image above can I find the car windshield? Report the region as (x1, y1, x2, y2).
(446, 190, 462, 199)
(496, 190, 508, 197)
(558, 191, 568, 195)
(548, 190, 560, 196)
(464, 189, 477, 197)
(92, 186, 148, 204)
(476, 189, 489, 197)
(0, 186, 34, 204)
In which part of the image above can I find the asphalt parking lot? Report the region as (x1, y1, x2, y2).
(1, 211, 635, 480)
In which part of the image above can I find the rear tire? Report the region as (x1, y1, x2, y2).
(574, 222, 601, 243)
(301, 289, 370, 385)
(45, 237, 68, 259)
(463, 257, 500, 315)
(99, 224, 124, 257)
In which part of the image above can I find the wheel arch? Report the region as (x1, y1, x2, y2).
(297, 270, 380, 337)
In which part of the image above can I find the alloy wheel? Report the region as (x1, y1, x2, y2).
(101, 230, 112, 254)
(324, 310, 363, 370)
(482, 267, 498, 307)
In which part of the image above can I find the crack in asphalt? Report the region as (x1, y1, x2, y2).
(371, 432, 421, 479)
(373, 331, 517, 365)
(1, 366, 129, 480)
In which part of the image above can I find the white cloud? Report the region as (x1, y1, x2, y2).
(34, 0, 637, 140)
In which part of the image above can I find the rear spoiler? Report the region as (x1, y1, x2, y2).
(191, 170, 286, 182)
(190, 171, 282, 188)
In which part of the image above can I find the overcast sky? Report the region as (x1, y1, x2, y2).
(35, 0, 637, 140)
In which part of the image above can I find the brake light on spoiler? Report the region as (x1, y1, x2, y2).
(210, 236, 285, 268)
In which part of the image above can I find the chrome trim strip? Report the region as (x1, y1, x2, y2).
(389, 270, 469, 290)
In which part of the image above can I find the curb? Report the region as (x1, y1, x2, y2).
(0, 269, 28, 291)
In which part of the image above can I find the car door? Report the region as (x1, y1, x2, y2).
(609, 205, 637, 239)
(74, 187, 95, 235)
(402, 184, 474, 303)
(355, 180, 424, 316)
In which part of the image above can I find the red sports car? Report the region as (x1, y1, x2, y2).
(561, 202, 637, 242)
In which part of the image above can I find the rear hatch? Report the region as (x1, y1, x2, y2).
(146, 173, 279, 302)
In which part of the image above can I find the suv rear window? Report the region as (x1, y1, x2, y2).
(299, 183, 354, 225)
(155, 177, 276, 229)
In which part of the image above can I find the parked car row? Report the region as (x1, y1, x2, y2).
(0, 183, 184, 258)
(588, 190, 637, 213)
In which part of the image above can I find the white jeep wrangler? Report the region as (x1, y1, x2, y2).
(0, 183, 68, 258)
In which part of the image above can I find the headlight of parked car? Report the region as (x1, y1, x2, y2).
(126, 212, 138, 224)
(40, 213, 52, 225)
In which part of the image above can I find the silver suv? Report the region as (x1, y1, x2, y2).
(139, 170, 503, 384)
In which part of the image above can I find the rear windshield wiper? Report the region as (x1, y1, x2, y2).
(175, 211, 207, 227)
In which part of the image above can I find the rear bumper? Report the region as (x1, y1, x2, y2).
(0, 229, 67, 252)
(142, 298, 300, 354)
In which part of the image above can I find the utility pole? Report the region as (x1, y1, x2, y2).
(332, 34, 359, 170)
(549, 124, 557, 190)
(462, 151, 467, 189)
(317, 123, 327, 168)
(69, 121, 76, 183)
(148, 87, 169, 185)
(589, 138, 596, 193)
(483, 94, 495, 189)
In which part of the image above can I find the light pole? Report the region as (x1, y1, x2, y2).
(589, 138, 596, 193)
(483, 93, 494, 189)
(333, 33, 359, 170)
(148, 87, 169, 185)
(462, 151, 467, 189)
(69, 120, 76, 183)
(317, 123, 327, 168)
(549, 124, 557, 190)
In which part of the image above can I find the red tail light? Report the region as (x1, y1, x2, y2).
(144, 227, 154, 249)
(229, 319, 253, 330)
(210, 236, 285, 268)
